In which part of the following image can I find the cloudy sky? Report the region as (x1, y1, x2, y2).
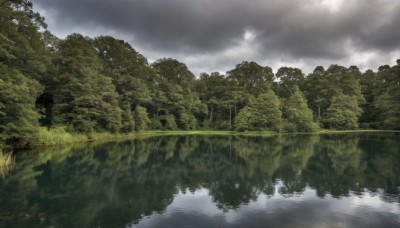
(32, 0, 400, 76)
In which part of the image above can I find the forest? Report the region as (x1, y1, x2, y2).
(1, 0, 400, 149)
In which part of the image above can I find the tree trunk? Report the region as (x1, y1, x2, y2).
(210, 105, 213, 121)
(234, 101, 237, 117)
(229, 106, 232, 128)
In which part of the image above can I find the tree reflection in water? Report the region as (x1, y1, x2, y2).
(0, 133, 399, 227)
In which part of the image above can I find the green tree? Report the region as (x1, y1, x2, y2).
(234, 90, 282, 131)
(0, 0, 49, 81)
(152, 58, 205, 130)
(120, 103, 135, 133)
(178, 111, 197, 130)
(373, 60, 400, 129)
(282, 91, 318, 132)
(303, 65, 365, 124)
(375, 93, 400, 129)
(302, 66, 330, 120)
(134, 106, 150, 131)
(163, 114, 178, 130)
(273, 67, 305, 98)
(227, 61, 274, 96)
(234, 107, 253, 131)
(195, 72, 238, 129)
(92, 36, 152, 107)
(252, 90, 282, 131)
(324, 93, 362, 129)
(357, 69, 381, 128)
(0, 0, 48, 145)
(152, 58, 195, 88)
(52, 34, 121, 133)
(0, 65, 43, 145)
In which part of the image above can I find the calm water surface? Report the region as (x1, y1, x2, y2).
(0, 133, 399, 227)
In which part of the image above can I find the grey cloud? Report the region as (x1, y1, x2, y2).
(32, 0, 400, 74)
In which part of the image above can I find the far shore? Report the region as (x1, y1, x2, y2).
(10, 129, 399, 150)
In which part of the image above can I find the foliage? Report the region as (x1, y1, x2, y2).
(51, 34, 122, 133)
(282, 91, 318, 132)
(120, 103, 135, 133)
(324, 93, 362, 129)
(0, 65, 43, 145)
(0, 0, 400, 148)
(303, 65, 364, 122)
(152, 58, 195, 87)
(227, 61, 274, 96)
(252, 90, 282, 131)
(0, 151, 14, 178)
(234, 90, 282, 131)
(235, 107, 253, 131)
(373, 61, 400, 129)
(35, 127, 87, 146)
(273, 67, 305, 98)
(164, 114, 178, 130)
(92, 36, 152, 107)
(134, 106, 150, 131)
(178, 111, 197, 130)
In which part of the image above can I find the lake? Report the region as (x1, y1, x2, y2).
(0, 133, 399, 227)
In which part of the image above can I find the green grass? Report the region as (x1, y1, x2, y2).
(29, 128, 399, 149)
(146, 129, 399, 136)
(0, 151, 14, 178)
(30, 129, 278, 148)
(134, 130, 277, 136)
(34, 127, 139, 147)
(35, 127, 87, 146)
(317, 129, 400, 134)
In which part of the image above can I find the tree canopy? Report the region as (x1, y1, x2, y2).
(1, 0, 399, 147)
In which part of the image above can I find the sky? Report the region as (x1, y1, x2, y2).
(32, 0, 400, 76)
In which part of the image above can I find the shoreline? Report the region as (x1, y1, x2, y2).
(15, 129, 399, 150)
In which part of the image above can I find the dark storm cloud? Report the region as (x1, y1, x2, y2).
(32, 0, 400, 74)
(34, 0, 251, 53)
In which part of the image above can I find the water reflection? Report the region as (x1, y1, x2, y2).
(133, 187, 400, 228)
(0, 133, 399, 227)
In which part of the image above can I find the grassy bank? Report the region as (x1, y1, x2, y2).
(23, 128, 400, 149)
(29, 129, 278, 148)
(33, 127, 139, 147)
(31, 128, 207, 147)
(146, 129, 400, 136)
(3, 128, 398, 176)
(317, 129, 400, 134)
(0, 151, 14, 178)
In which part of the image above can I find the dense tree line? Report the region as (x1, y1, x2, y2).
(1, 0, 399, 147)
